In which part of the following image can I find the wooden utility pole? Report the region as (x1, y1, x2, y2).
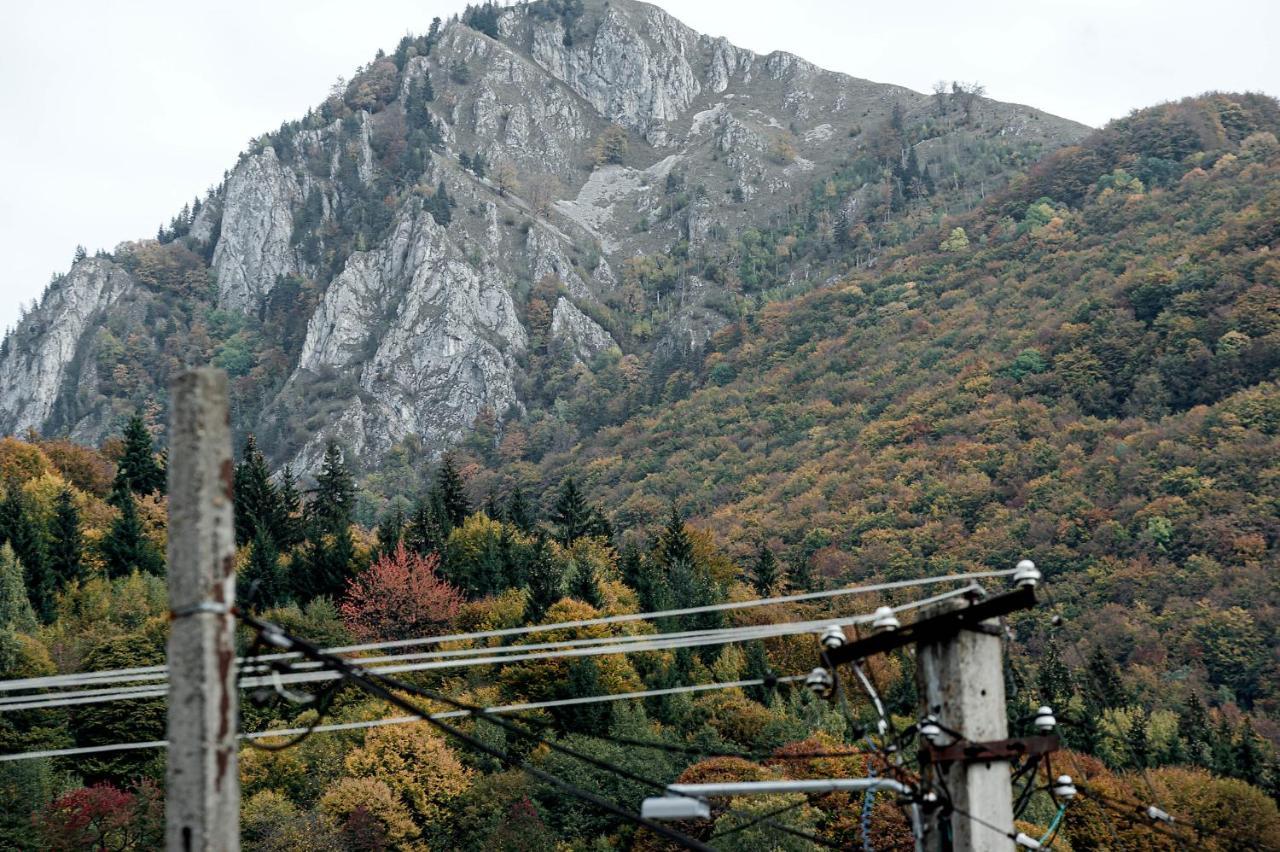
(166, 369, 239, 852)
(915, 597, 1013, 852)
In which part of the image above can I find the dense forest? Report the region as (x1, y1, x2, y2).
(0, 404, 1276, 848)
(0, 14, 1278, 843)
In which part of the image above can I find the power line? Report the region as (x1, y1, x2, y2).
(2, 585, 982, 713)
(0, 674, 804, 763)
(0, 569, 1017, 695)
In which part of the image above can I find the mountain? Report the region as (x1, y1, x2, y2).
(0, 0, 1086, 474)
(489, 92, 1280, 717)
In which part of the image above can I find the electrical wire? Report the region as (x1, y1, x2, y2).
(0, 674, 804, 763)
(0, 569, 1019, 695)
(1, 585, 983, 713)
(238, 610, 719, 852)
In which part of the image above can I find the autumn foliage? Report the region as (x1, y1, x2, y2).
(338, 543, 463, 641)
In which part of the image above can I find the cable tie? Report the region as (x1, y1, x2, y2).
(169, 601, 231, 619)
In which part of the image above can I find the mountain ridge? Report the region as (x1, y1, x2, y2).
(0, 0, 1087, 474)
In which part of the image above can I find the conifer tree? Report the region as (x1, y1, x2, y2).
(555, 660, 609, 735)
(116, 414, 165, 496)
(1235, 719, 1267, 787)
(570, 560, 603, 609)
(1036, 641, 1074, 712)
(435, 455, 469, 528)
(1086, 647, 1128, 709)
(0, 488, 54, 622)
(751, 542, 780, 595)
(657, 506, 694, 568)
(295, 442, 356, 602)
(1212, 716, 1238, 777)
(49, 487, 84, 589)
(524, 535, 562, 622)
(744, 640, 774, 706)
(239, 527, 282, 613)
(310, 442, 355, 533)
(482, 490, 502, 521)
(1126, 709, 1150, 768)
(275, 466, 305, 551)
(504, 486, 535, 533)
(372, 506, 406, 563)
(1179, 692, 1211, 766)
(100, 486, 163, 579)
(233, 435, 279, 548)
(619, 540, 643, 589)
(550, 478, 591, 545)
(0, 544, 36, 634)
(405, 498, 445, 557)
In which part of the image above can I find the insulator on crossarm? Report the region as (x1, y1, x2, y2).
(1014, 559, 1041, 588)
(805, 667, 834, 698)
(1052, 775, 1077, 800)
(1034, 705, 1057, 733)
(871, 606, 900, 632)
(919, 716, 944, 746)
(819, 624, 846, 649)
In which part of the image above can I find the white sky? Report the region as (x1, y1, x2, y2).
(1, 0, 1277, 333)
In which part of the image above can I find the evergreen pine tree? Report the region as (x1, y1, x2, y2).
(405, 497, 445, 557)
(1036, 642, 1074, 712)
(751, 542, 780, 595)
(498, 525, 523, 588)
(657, 505, 694, 568)
(0, 487, 54, 620)
(372, 506, 406, 563)
(1126, 709, 1150, 769)
(116, 414, 166, 496)
(1235, 719, 1267, 786)
(744, 640, 774, 706)
(550, 477, 591, 545)
(49, 487, 84, 589)
(0, 544, 36, 634)
(100, 486, 163, 579)
(233, 435, 280, 548)
(555, 660, 609, 736)
(524, 535, 563, 622)
(505, 486, 535, 533)
(619, 540, 643, 589)
(1212, 716, 1238, 777)
(435, 455, 470, 528)
(1179, 692, 1212, 766)
(275, 466, 304, 550)
(311, 442, 355, 533)
(239, 527, 282, 613)
(1085, 646, 1128, 709)
(570, 560, 603, 609)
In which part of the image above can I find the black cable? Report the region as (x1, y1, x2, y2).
(709, 796, 812, 839)
(372, 670, 850, 850)
(1079, 783, 1268, 852)
(237, 611, 715, 852)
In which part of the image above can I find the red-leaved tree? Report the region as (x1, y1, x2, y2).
(34, 779, 163, 851)
(339, 544, 463, 641)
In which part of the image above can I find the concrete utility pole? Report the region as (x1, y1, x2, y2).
(166, 369, 240, 852)
(916, 597, 1013, 852)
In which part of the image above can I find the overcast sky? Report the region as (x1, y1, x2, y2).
(2, 0, 1277, 333)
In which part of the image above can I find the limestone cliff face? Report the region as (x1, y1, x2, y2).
(287, 203, 525, 469)
(0, 259, 134, 436)
(0, 0, 1089, 472)
(212, 146, 303, 313)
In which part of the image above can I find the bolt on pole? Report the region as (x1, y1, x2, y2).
(165, 369, 240, 852)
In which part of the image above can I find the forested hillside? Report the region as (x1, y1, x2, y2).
(0, 93, 1277, 850)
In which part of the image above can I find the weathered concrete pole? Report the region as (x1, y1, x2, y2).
(916, 598, 1014, 852)
(165, 369, 239, 852)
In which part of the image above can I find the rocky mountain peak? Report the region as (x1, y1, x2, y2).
(0, 0, 1089, 474)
